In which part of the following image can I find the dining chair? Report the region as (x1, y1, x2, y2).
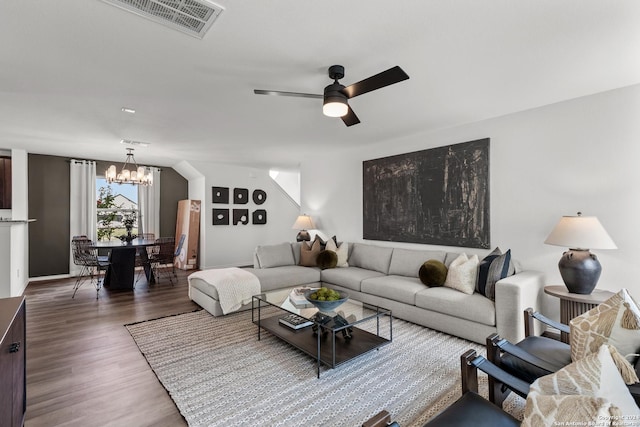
(71, 239, 111, 299)
(149, 237, 177, 285)
(71, 236, 91, 290)
(134, 233, 155, 285)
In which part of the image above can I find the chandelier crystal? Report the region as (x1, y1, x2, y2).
(105, 148, 153, 186)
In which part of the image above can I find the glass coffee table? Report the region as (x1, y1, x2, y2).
(252, 287, 392, 378)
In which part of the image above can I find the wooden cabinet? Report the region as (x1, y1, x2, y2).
(0, 296, 26, 427)
(0, 156, 11, 209)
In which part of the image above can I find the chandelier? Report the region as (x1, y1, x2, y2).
(105, 148, 153, 186)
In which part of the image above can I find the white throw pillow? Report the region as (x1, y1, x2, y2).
(528, 344, 640, 421)
(570, 288, 640, 371)
(522, 395, 620, 427)
(443, 253, 479, 295)
(325, 239, 348, 267)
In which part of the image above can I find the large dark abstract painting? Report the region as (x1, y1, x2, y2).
(363, 138, 490, 248)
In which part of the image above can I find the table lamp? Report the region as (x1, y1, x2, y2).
(292, 214, 315, 242)
(544, 212, 617, 294)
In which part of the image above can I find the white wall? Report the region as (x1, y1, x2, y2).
(184, 161, 300, 268)
(300, 84, 640, 317)
(270, 169, 301, 205)
(0, 149, 30, 297)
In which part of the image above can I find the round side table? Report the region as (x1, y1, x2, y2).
(544, 285, 615, 343)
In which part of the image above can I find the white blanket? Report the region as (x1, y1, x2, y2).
(188, 268, 260, 315)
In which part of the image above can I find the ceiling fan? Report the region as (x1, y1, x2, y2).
(254, 65, 409, 127)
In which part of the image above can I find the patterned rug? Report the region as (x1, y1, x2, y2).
(126, 309, 524, 427)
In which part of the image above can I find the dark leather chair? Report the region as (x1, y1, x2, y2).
(486, 308, 571, 406)
(487, 308, 640, 406)
(362, 349, 528, 427)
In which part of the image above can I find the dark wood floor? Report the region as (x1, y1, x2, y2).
(23, 269, 199, 427)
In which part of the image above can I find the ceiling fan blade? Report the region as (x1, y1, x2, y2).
(341, 105, 360, 127)
(253, 89, 322, 99)
(343, 66, 409, 99)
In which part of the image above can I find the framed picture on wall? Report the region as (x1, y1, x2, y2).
(233, 188, 249, 204)
(212, 209, 229, 225)
(363, 138, 490, 248)
(212, 187, 229, 204)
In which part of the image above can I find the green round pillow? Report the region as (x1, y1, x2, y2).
(316, 250, 338, 270)
(419, 259, 448, 287)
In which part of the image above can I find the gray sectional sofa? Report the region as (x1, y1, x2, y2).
(188, 241, 545, 344)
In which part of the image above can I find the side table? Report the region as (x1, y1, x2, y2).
(544, 285, 614, 343)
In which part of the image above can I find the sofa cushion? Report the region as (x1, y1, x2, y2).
(388, 248, 446, 277)
(361, 275, 425, 305)
(243, 266, 320, 292)
(348, 243, 393, 274)
(419, 260, 448, 287)
(291, 242, 302, 265)
(255, 242, 295, 268)
(476, 247, 515, 300)
(325, 239, 349, 267)
(317, 250, 338, 269)
(312, 234, 326, 250)
(320, 267, 386, 292)
(300, 239, 321, 267)
(444, 253, 479, 295)
(415, 286, 496, 326)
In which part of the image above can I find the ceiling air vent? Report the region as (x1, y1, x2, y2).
(101, 0, 224, 39)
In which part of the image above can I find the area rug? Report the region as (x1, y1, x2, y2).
(126, 309, 524, 427)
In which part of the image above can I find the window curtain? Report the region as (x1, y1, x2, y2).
(138, 167, 161, 238)
(69, 159, 97, 275)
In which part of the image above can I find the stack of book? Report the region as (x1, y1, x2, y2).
(279, 313, 313, 330)
(289, 287, 314, 308)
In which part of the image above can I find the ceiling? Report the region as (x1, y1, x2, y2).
(1, 1, 639, 170)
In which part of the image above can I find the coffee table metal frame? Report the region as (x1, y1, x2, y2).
(252, 288, 392, 378)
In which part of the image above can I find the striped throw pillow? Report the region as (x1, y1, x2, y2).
(476, 247, 515, 300)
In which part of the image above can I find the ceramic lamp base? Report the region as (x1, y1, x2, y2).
(558, 249, 601, 294)
(296, 230, 310, 242)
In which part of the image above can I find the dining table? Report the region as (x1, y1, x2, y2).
(90, 238, 159, 290)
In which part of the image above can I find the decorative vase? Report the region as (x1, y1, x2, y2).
(558, 249, 601, 294)
(124, 227, 134, 244)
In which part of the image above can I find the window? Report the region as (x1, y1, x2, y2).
(96, 178, 139, 241)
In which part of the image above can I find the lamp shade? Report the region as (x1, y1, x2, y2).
(545, 213, 616, 294)
(544, 214, 616, 250)
(292, 214, 315, 230)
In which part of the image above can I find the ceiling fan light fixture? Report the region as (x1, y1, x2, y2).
(323, 82, 348, 117)
(323, 99, 348, 117)
(255, 65, 409, 126)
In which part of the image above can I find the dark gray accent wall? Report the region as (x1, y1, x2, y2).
(160, 167, 188, 238)
(28, 154, 188, 278)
